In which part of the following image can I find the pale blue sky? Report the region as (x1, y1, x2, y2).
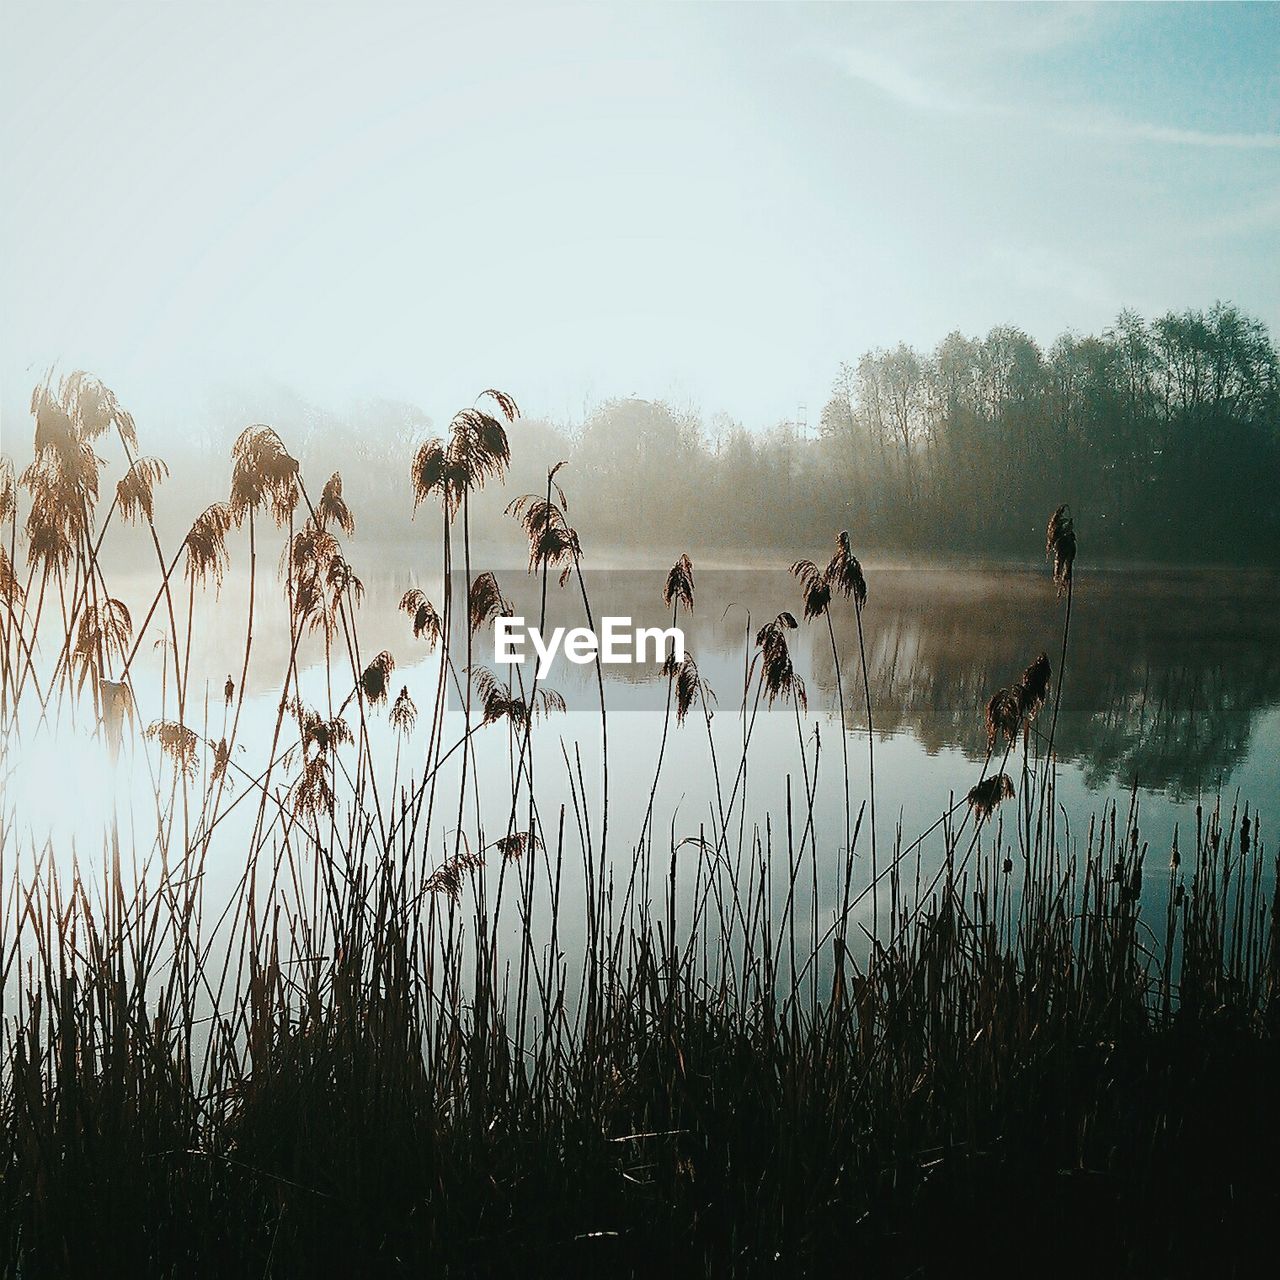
(2, 1, 1277, 436)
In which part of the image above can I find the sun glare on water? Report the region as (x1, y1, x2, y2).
(4, 706, 156, 859)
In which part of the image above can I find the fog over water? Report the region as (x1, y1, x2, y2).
(12, 559, 1274, 953)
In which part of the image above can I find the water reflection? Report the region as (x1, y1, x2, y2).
(132, 561, 1279, 801)
(834, 568, 1280, 796)
(476, 565, 1280, 799)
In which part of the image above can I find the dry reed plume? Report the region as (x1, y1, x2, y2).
(0, 372, 1273, 1279)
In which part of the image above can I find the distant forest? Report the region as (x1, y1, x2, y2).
(162, 303, 1278, 564)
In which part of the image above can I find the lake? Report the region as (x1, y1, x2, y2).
(9, 558, 1276, 958)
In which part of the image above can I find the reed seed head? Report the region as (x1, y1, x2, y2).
(506, 492, 581, 582)
(0, 457, 16, 526)
(116, 457, 168, 526)
(73, 599, 132, 693)
(146, 719, 199, 778)
(1046, 504, 1077, 596)
(494, 831, 539, 862)
(474, 668, 567, 727)
(469, 571, 509, 634)
(985, 687, 1021, 751)
(827, 531, 867, 608)
(1017, 652, 1052, 722)
(360, 651, 395, 705)
(401, 588, 443, 650)
(673, 654, 712, 725)
(967, 773, 1015, 818)
(790, 559, 831, 620)
(185, 503, 234, 589)
(664, 554, 695, 613)
(316, 471, 355, 536)
(230, 425, 299, 526)
(390, 685, 418, 736)
(755, 613, 806, 710)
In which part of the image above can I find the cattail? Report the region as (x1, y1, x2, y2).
(224, 676, 235, 705)
(1046, 504, 1076, 596)
(985, 687, 1021, 750)
(146, 719, 199, 777)
(360, 651, 395, 705)
(967, 773, 1014, 818)
(663, 554, 695, 613)
(400, 588, 442, 649)
(390, 686, 417, 736)
(316, 471, 355, 536)
(116, 457, 168, 525)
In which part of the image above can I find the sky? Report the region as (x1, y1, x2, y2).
(1, 1, 1277, 440)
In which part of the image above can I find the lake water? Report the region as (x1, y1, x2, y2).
(6, 559, 1278, 960)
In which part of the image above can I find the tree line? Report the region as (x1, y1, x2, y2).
(141, 302, 1279, 564)
(558, 303, 1278, 562)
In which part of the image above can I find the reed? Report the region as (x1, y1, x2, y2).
(0, 378, 1275, 1278)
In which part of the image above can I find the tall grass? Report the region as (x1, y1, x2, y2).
(0, 376, 1276, 1277)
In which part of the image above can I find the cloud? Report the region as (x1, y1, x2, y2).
(827, 2, 1098, 115)
(826, 5, 1280, 152)
(982, 243, 1119, 313)
(1069, 117, 1280, 151)
(836, 46, 967, 114)
(1187, 191, 1280, 239)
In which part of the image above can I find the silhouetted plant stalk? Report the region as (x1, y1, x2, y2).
(506, 469, 612, 1018)
(639, 553, 695, 850)
(5, 375, 1276, 1276)
(1040, 504, 1077, 831)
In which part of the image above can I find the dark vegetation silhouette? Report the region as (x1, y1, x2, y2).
(142, 303, 1280, 565)
(0, 367, 1277, 1278)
